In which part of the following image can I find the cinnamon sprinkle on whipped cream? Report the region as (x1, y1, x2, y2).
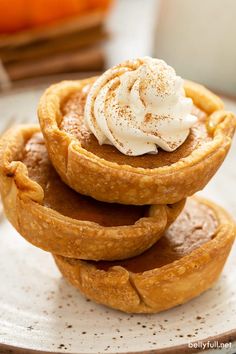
(85, 57, 197, 156)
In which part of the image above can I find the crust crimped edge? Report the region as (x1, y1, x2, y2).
(0, 125, 185, 260)
(54, 197, 236, 313)
(38, 77, 236, 205)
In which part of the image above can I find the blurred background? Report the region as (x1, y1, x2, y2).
(0, 0, 112, 87)
(0, 0, 235, 95)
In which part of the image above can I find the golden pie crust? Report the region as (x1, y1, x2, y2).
(38, 77, 235, 205)
(54, 197, 236, 313)
(0, 125, 185, 261)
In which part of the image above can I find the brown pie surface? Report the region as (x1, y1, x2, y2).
(92, 199, 218, 272)
(60, 83, 210, 169)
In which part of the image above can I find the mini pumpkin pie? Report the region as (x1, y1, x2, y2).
(0, 125, 185, 261)
(54, 197, 236, 313)
(38, 57, 236, 205)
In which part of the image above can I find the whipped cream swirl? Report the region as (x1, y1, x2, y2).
(85, 57, 197, 156)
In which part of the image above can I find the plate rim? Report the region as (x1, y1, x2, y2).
(0, 329, 235, 354)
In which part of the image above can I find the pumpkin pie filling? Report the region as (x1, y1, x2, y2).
(92, 199, 218, 272)
(60, 83, 211, 169)
(21, 132, 148, 227)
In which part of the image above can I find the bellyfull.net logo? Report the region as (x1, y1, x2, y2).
(188, 340, 232, 350)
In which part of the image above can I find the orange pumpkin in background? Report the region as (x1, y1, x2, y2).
(0, 0, 111, 34)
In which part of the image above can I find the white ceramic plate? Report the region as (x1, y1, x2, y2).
(0, 86, 236, 354)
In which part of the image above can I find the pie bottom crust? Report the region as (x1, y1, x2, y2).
(0, 125, 184, 261)
(54, 197, 235, 313)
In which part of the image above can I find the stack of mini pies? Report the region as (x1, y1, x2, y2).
(0, 63, 236, 313)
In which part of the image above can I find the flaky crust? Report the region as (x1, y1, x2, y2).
(0, 125, 185, 260)
(54, 197, 235, 313)
(38, 78, 235, 205)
